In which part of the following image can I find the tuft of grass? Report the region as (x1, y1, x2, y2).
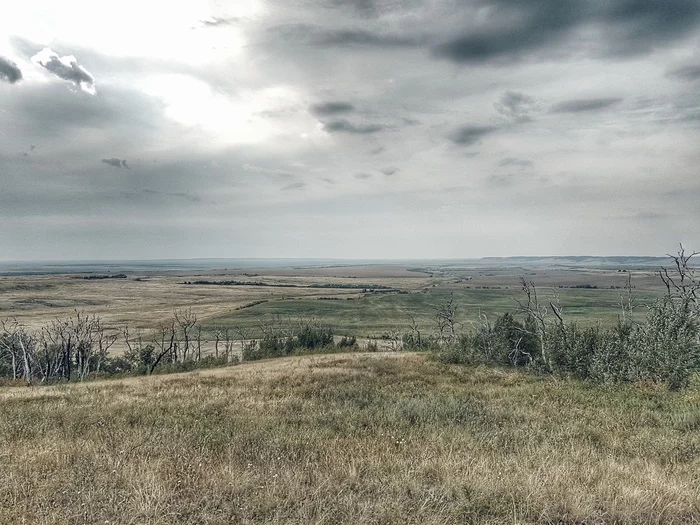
(1, 353, 699, 524)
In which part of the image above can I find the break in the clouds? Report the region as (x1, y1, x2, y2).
(0, 56, 22, 83)
(1, 0, 700, 260)
(102, 158, 129, 169)
(31, 47, 96, 94)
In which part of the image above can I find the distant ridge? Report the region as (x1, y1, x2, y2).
(479, 256, 669, 267)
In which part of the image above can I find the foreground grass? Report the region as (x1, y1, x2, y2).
(1, 353, 699, 524)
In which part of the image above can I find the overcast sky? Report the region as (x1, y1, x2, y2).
(1, 0, 699, 260)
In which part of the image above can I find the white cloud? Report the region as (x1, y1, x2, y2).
(31, 47, 96, 94)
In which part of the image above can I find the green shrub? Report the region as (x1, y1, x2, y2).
(295, 323, 333, 349)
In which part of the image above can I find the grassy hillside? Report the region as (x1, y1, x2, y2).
(1, 353, 699, 524)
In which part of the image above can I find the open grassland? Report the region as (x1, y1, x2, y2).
(0, 264, 666, 342)
(1, 353, 699, 524)
(203, 287, 663, 338)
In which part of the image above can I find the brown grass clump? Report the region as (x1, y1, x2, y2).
(1, 353, 699, 524)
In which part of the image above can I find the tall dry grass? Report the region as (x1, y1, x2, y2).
(1, 352, 699, 524)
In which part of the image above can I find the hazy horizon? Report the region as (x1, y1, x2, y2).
(2, 1, 699, 259)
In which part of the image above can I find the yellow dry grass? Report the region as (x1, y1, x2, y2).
(1, 352, 699, 524)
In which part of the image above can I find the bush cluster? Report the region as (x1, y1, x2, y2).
(242, 321, 358, 361)
(435, 297, 700, 390)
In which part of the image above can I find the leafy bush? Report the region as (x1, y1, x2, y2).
(295, 322, 333, 349)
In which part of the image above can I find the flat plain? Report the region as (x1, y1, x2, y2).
(0, 258, 669, 342)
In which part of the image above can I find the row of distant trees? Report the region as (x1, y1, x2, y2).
(0, 307, 355, 383)
(0, 308, 242, 383)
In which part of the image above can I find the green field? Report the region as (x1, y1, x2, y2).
(202, 286, 664, 338)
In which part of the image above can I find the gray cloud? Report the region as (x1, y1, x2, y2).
(2, 1, 700, 260)
(551, 98, 622, 113)
(379, 166, 398, 176)
(282, 182, 306, 191)
(31, 48, 96, 94)
(272, 24, 423, 49)
(434, 0, 700, 64)
(200, 17, 240, 27)
(102, 158, 130, 169)
(242, 163, 294, 176)
(323, 119, 384, 134)
(310, 101, 355, 116)
(449, 125, 497, 146)
(140, 188, 199, 203)
(355, 172, 372, 179)
(494, 91, 540, 123)
(498, 158, 533, 169)
(0, 56, 22, 83)
(328, 0, 377, 17)
(488, 173, 517, 187)
(667, 64, 700, 81)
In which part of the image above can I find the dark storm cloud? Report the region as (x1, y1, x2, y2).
(379, 166, 398, 176)
(271, 24, 423, 49)
(102, 158, 129, 169)
(323, 119, 384, 134)
(32, 48, 96, 93)
(434, 0, 700, 64)
(448, 125, 497, 146)
(667, 64, 700, 81)
(310, 102, 355, 116)
(551, 98, 622, 113)
(0, 56, 22, 83)
(494, 91, 540, 122)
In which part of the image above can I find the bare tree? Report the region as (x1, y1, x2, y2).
(406, 313, 422, 349)
(659, 243, 699, 314)
(151, 319, 177, 373)
(617, 271, 639, 324)
(1, 319, 33, 383)
(174, 308, 197, 361)
(514, 278, 562, 369)
(382, 329, 402, 352)
(434, 295, 458, 343)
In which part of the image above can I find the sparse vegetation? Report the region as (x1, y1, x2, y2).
(1, 353, 698, 524)
(434, 246, 700, 390)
